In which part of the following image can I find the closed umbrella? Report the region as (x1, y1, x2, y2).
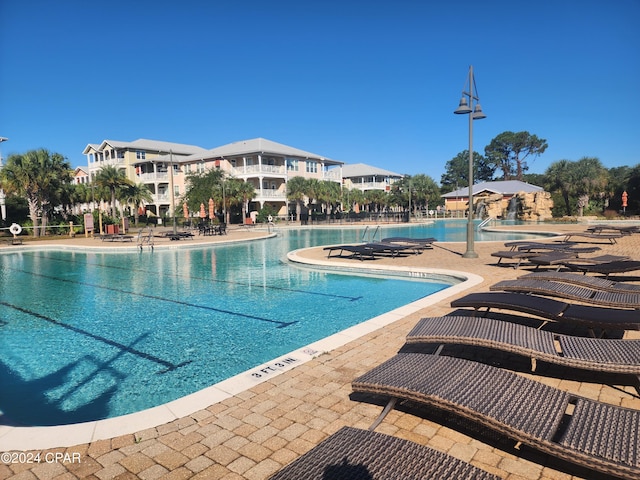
(208, 198, 215, 220)
(199, 203, 206, 219)
(182, 202, 189, 219)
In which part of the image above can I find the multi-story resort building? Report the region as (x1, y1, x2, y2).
(341, 163, 403, 193)
(83, 137, 343, 220)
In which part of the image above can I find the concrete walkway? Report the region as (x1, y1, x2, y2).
(1, 223, 639, 480)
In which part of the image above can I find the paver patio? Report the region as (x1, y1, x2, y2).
(1, 222, 639, 480)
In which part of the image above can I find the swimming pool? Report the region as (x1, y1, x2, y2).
(0, 222, 537, 426)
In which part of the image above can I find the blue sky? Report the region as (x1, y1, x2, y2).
(1, 0, 639, 182)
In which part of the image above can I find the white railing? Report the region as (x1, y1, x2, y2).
(323, 170, 341, 181)
(138, 172, 169, 181)
(351, 181, 391, 191)
(152, 193, 170, 202)
(232, 165, 286, 176)
(256, 190, 287, 199)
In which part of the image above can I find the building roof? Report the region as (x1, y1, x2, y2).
(441, 180, 543, 198)
(342, 163, 403, 179)
(201, 137, 341, 165)
(83, 139, 208, 155)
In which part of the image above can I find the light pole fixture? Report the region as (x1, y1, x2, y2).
(454, 65, 486, 258)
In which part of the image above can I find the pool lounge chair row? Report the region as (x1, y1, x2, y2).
(274, 330, 640, 479)
(491, 242, 602, 269)
(270, 250, 640, 479)
(323, 237, 435, 260)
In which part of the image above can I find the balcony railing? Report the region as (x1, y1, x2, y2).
(138, 172, 169, 181)
(323, 170, 341, 181)
(350, 181, 391, 191)
(231, 164, 286, 176)
(255, 190, 287, 200)
(151, 193, 170, 203)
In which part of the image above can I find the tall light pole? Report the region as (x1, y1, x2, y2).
(454, 65, 486, 258)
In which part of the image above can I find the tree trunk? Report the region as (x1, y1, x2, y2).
(27, 198, 40, 237)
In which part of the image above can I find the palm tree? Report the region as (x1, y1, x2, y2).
(122, 183, 153, 226)
(234, 180, 256, 223)
(544, 160, 575, 216)
(305, 178, 321, 212)
(94, 165, 132, 217)
(0, 149, 72, 236)
(286, 176, 308, 220)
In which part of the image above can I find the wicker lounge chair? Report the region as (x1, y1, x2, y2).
(323, 244, 376, 260)
(406, 316, 640, 374)
(451, 291, 640, 330)
(562, 232, 622, 244)
(269, 426, 500, 480)
(365, 242, 415, 256)
(519, 271, 640, 293)
(526, 251, 583, 269)
(561, 260, 640, 278)
(490, 279, 640, 308)
(381, 236, 436, 250)
(353, 353, 640, 479)
(491, 244, 601, 269)
(587, 224, 640, 235)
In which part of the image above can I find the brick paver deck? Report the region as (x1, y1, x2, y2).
(1, 223, 639, 480)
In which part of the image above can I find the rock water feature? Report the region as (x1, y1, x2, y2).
(475, 191, 553, 221)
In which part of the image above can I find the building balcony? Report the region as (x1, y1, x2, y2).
(323, 170, 341, 181)
(89, 158, 125, 166)
(138, 172, 169, 182)
(151, 193, 171, 203)
(350, 181, 392, 191)
(231, 164, 286, 176)
(255, 189, 287, 201)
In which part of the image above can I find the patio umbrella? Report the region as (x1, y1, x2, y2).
(199, 203, 206, 219)
(209, 198, 215, 220)
(182, 202, 189, 219)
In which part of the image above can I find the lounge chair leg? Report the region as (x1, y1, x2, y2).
(531, 357, 537, 372)
(368, 398, 397, 431)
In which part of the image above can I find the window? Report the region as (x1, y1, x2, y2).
(136, 151, 146, 160)
(286, 158, 299, 172)
(306, 161, 318, 173)
(117, 150, 125, 159)
(174, 185, 180, 196)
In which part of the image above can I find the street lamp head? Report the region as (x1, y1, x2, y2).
(472, 103, 486, 120)
(454, 97, 472, 114)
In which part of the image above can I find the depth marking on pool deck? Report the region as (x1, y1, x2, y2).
(247, 348, 319, 380)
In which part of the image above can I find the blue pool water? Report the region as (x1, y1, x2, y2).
(0, 222, 536, 426)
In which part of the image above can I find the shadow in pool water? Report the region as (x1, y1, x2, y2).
(0, 353, 122, 426)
